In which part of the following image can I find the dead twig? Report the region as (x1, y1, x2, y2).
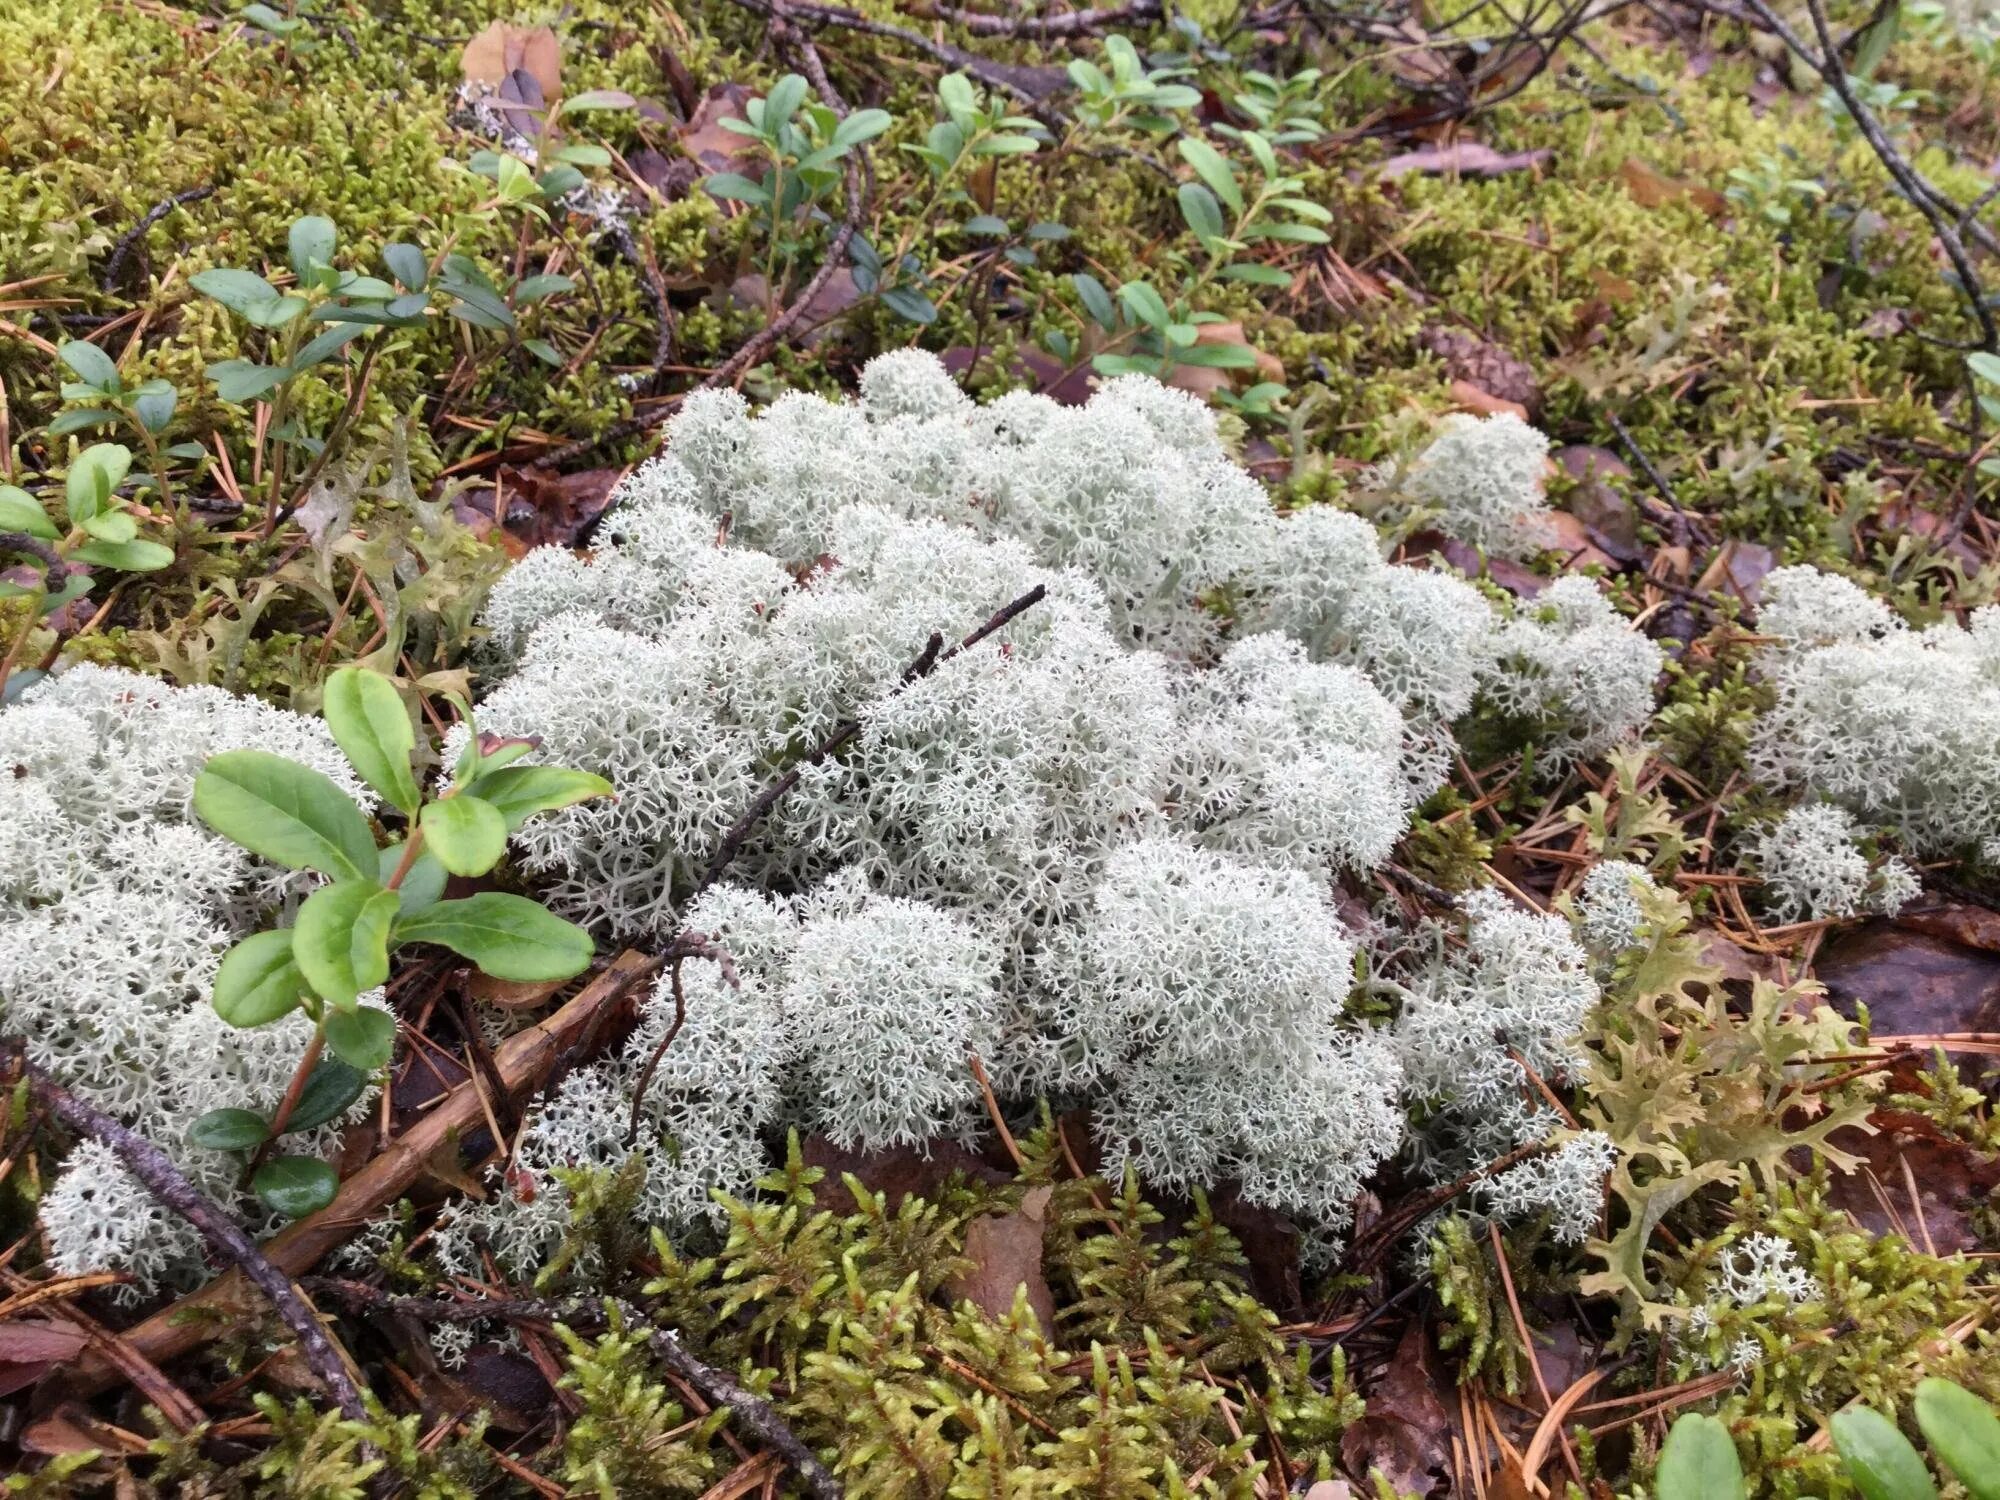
(626, 930, 739, 1145)
(102, 184, 217, 291)
(1, 1041, 368, 1421)
(70, 950, 659, 1395)
(303, 1281, 842, 1499)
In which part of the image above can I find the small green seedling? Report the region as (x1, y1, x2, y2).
(190, 664, 611, 1219)
(0, 441, 177, 702)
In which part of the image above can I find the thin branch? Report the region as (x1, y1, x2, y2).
(915, 0, 1162, 35)
(302, 1282, 842, 1499)
(697, 585, 1046, 892)
(103, 185, 217, 292)
(625, 930, 739, 1145)
(0, 533, 72, 586)
(1731, 0, 1995, 350)
(2, 1041, 369, 1422)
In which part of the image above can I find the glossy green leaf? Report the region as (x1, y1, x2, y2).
(288, 216, 337, 279)
(130, 380, 178, 433)
(1118, 281, 1171, 331)
(292, 879, 399, 1009)
(382, 242, 428, 290)
(252, 1157, 338, 1219)
(378, 841, 448, 915)
(763, 73, 809, 133)
(240, 295, 309, 330)
(1832, 1407, 1939, 1500)
(513, 273, 573, 303)
(560, 88, 637, 114)
(46, 408, 120, 436)
(70, 537, 175, 572)
(466, 765, 614, 830)
(1657, 1413, 1744, 1500)
(283, 1058, 367, 1133)
(57, 340, 119, 392)
(1177, 183, 1226, 242)
(394, 892, 595, 982)
(207, 359, 288, 403)
(211, 929, 309, 1026)
(322, 666, 420, 815)
(190, 267, 282, 315)
(79, 507, 136, 544)
(194, 749, 378, 879)
(705, 172, 770, 205)
(291, 322, 371, 372)
(419, 795, 510, 877)
(189, 1107, 269, 1151)
(1070, 272, 1117, 329)
(831, 108, 892, 148)
(0, 486, 56, 541)
(323, 1006, 397, 1072)
(65, 443, 131, 524)
(1915, 1379, 2000, 1499)
(1177, 136, 1243, 215)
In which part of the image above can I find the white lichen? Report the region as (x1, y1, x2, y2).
(1746, 802, 1918, 924)
(1751, 565, 2000, 855)
(0, 667, 381, 1298)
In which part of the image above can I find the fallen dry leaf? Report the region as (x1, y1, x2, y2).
(1825, 1115, 2000, 1256)
(679, 84, 761, 175)
(1544, 509, 1620, 572)
(1449, 379, 1529, 420)
(1619, 158, 1728, 218)
(1693, 537, 1776, 605)
(1380, 142, 1551, 179)
(0, 1320, 89, 1398)
(1341, 1322, 1453, 1495)
(1897, 903, 2000, 954)
(1553, 444, 1642, 564)
(802, 1135, 1009, 1215)
(946, 1185, 1058, 1337)
(461, 21, 562, 103)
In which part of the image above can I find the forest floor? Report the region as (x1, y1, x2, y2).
(5, 0, 2000, 1495)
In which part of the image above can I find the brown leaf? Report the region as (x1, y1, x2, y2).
(1341, 1322, 1453, 1494)
(801, 1135, 1009, 1215)
(1379, 142, 1551, 179)
(1553, 445, 1642, 565)
(1448, 379, 1529, 421)
(1164, 322, 1285, 399)
(480, 465, 624, 550)
(23, 1404, 147, 1457)
(944, 1185, 1057, 1338)
(729, 270, 863, 344)
(678, 85, 760, 175)
(1543, 511, 1619, 573)
(1207, 1185, 1304, 1314)
(1693, 537, 1775, 605)
(1816, 924, 2000, 1036)
(0, 1319, 88, 1397)
(462, 22, 561, 102)
(1619, 158, 1728, 218)
(431, 1345, 557, 1432)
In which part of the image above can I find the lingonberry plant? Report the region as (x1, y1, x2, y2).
(187, 664, 609, 1219)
